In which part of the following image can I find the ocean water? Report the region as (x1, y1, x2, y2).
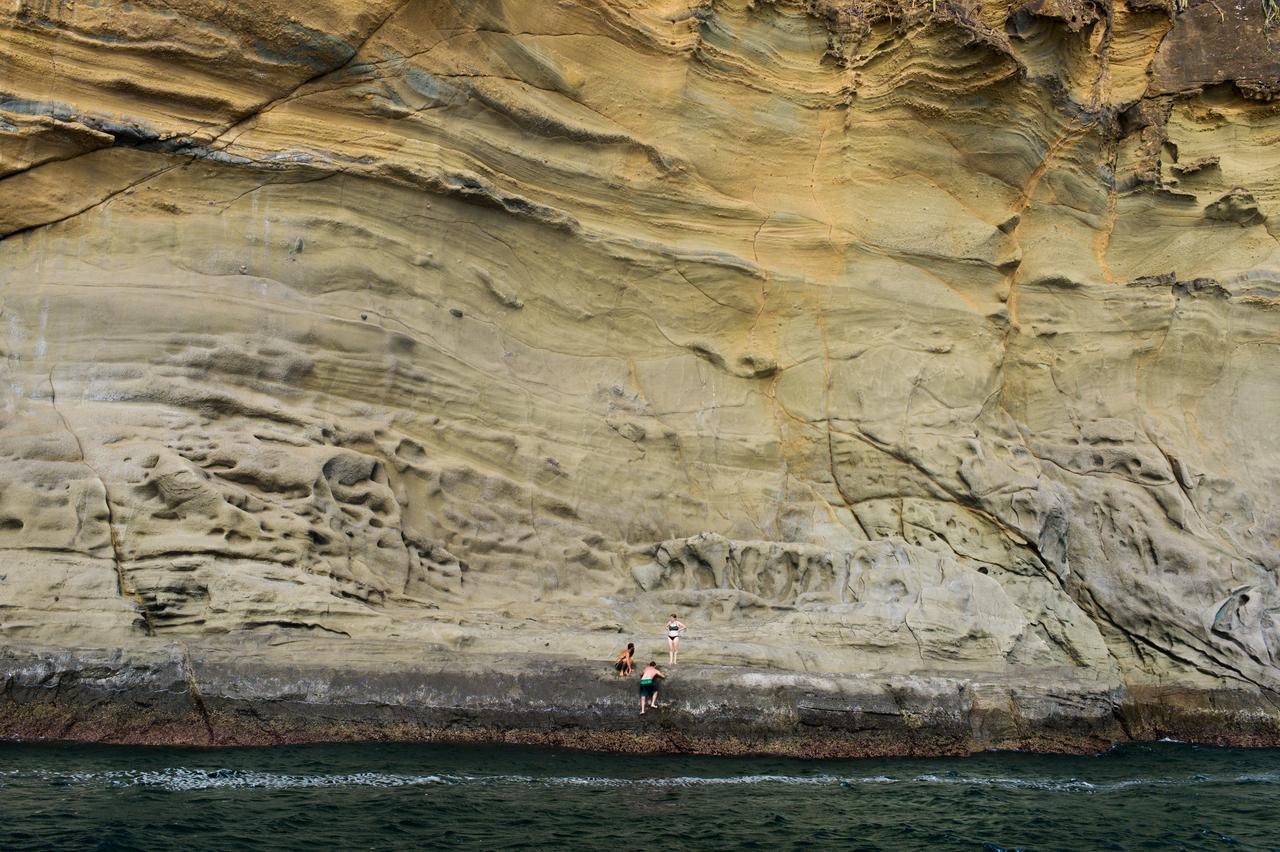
(1, 741, 1278, 850)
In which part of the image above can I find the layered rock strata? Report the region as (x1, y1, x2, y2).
(1, 0, 1279, 752)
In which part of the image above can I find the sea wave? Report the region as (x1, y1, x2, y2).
(4, 767, 1280, 792)
(2, 769, 885, 791)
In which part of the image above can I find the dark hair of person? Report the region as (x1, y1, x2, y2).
(627, 643, 634, 650)
(649, 661, 657, 666)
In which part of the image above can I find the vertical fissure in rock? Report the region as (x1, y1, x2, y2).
(47, 371, 155, 637)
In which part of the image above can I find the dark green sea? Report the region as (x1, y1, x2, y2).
(2, 740, 1278, 850)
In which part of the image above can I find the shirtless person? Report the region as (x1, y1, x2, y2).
(613, 643, 636, 677)
(665, 614, 688, 665)
(638, 661, 666, 714)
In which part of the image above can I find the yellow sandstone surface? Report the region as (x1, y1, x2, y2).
(1, 0, 1279, 741)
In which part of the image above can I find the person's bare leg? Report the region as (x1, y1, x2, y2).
(668, 637, 676, 665)
(651, 691, 660, 708)
(640, 695, 646, 715)
(672, 639, 679, 665)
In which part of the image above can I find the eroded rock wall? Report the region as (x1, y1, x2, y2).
(1, 0, 1279, 746)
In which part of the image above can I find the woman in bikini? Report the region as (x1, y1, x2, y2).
(613, 643, 636, 677)
(665, 614, 687, 665)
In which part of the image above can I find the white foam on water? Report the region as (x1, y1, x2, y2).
(913, 774, 1115, 792)
(536, 773, 898, 787)
(8, 768, 1280, 792)
(8, 769, 891, 791)
(907, 772, 1280, 792)
(27, 769, 459, 791)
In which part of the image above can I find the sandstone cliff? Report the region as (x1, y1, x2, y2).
(1, 0, 1279, 753)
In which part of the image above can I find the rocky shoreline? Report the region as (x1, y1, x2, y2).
(5, 643, 1279, 757)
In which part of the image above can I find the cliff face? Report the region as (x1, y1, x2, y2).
(1, 0, 1279, 752)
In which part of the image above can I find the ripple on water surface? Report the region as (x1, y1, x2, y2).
(2, 741, 1279, 850)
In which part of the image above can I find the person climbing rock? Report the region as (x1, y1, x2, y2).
(638, 661, 666, 714)
(613, 642, 636, 677)
(665, 614, 687, 665)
